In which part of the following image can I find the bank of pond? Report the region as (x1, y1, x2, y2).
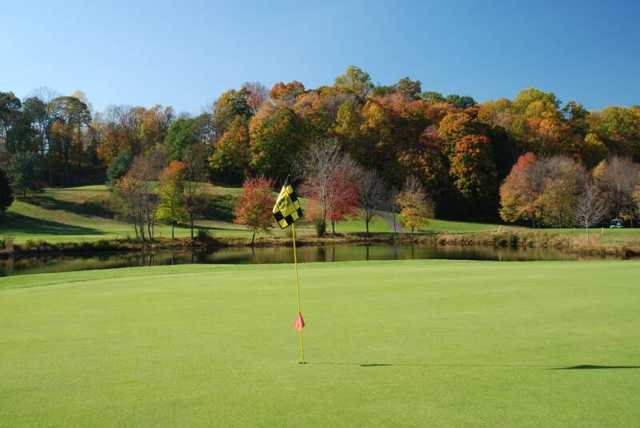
(2, 243, 627, 277)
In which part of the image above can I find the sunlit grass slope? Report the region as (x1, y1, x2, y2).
(2, 184, 638, 245)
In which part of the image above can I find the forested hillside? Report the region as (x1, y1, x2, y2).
(2, 66, 640, 223)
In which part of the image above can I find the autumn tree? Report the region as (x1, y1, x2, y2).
(114, 155, 159, 241)
(449, 134, 498, 204)
(241, 82, 268, 114)
(156, 161, 187, 239)
(270, 81, 305, 104)
(301, 139, 359, 235)
(212, 88, 253, 134)
(500, 155, 586, 227)
(590, 107, 640, 158)
(249, 105, 306, 180)
(396, 176, 433, 234)
(634, 183, 640, 220)
(575, 180, 607, 239)
(183, 143, 210, 239)
(209, 115, 251, 183)
(234, 176, 274, 245)
(358, 169, 386, 234)
(499, 153, 540, 225)
(593, 156, 640, 224)
(0, 168, 14, 214)
(537, 157, 587, 227)
(327, 165, 360, 233)
(95, 105, 143, 164)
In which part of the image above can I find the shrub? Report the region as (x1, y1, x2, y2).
(314, 220, 326, 237)
(196, 229, 211, 242)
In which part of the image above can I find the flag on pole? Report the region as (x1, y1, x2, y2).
(273, 181, 306, 363)
(272, 184, 303, 229)
(294, 312, 305, 331)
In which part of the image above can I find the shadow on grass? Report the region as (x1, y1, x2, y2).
(551, 364, 640, 370)
(311, 362, 640, 370)
(0, 212, 102, 237)
(22, 195, 114, 219)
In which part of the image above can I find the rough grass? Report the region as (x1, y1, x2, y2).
(1, 260, 640, 427)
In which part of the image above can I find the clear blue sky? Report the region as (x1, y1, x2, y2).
(2, 0, 639, 114)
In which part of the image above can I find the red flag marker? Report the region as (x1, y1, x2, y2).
(294, 312, 305, 331)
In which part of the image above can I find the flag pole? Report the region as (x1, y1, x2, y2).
(292, 223, 305, 364)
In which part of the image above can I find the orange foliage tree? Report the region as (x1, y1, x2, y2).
(234, 176, 274, 245)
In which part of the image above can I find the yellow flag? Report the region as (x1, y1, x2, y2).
(272, 184, 303, 229)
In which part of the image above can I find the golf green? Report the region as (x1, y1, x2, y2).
(1, 260, 640, 427)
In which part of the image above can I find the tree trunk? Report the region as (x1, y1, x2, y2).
(190, 215, 194, 240)
(171, 222, 175, 240)
(251, 229, 256, 246)
(331, 221, 336, 235)
(365, 218, 370, 235)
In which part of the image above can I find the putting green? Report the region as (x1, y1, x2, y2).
(1, 260, 640, 427)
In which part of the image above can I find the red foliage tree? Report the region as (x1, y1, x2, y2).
(499, 152, 539, 224)
(234, 176, 275, 245)
(326, 165, 360, 233)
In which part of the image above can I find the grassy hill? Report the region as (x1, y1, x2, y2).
(1, 184, 638, 247)
(0, 184, 498, 244)
(2, 260, 640, 426)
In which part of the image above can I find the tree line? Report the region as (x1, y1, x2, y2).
(2, 66, 640, 229)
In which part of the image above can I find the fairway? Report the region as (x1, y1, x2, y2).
(2, 260, 640, 427)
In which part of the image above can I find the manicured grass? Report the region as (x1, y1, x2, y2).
(428, 218, 499, 233)
(3, 184, 640, 245)
(1, 260, 640, 426)
(0, 185, 254, 243)
(1, 184, 369, 243)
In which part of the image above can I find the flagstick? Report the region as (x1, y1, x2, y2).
(292, 223, 305, 364)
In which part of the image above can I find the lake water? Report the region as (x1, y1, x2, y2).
(0, 244, 581, 277)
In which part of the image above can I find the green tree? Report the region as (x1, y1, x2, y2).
(7, 152, 41, 196)
(156, 161, 188, 239)
(47, 96, 91, 184)
(165, 118, 200, 161)
(212, 89, 253, 134)
(106, 150, 133, 186)
(421, 91, 445, 103)
(249, 105, 306, 180)
(183, 143, 210, 239)
(445, 94, 476, 109)
(395, 77, 422, 100)
(0, 168, 14, 214)
(0, 92, 21, 140)
(334, 66, 373, 100)
(591, 106, 640, 158)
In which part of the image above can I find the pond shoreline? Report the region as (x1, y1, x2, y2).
(2, 229, 640, 259)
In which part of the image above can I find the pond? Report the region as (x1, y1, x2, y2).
(0, 244, 582, 277)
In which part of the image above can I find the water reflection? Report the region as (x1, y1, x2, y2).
(0, 244, 583, 277)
